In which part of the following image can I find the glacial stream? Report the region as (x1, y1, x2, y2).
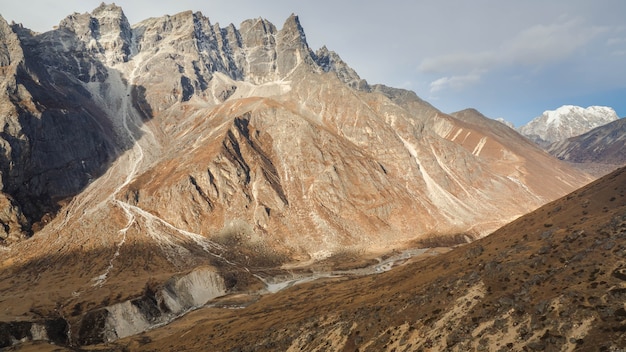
(258, 247, 430, 294)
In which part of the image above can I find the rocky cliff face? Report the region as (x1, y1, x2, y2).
(519, 105, 619, 147)
(0, 4, 594, 348)
(0, 11, 127, 244)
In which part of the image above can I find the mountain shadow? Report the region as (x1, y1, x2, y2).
(0, 21, 151, 240)
(0, 238, 264, 349)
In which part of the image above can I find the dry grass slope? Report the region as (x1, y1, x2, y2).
(89, 166, 626, 351)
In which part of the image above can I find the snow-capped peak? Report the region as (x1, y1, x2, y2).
(519, 105, 619, 147)
(544, 105, 617, 126)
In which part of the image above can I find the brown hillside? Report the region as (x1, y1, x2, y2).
(96, 166, 626, 351)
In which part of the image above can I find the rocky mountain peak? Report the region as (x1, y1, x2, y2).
(455, 108, 483, 117)
(314, 45, 368, 90)
(282, 13, 306, 42)
(91, 2, 126, 20)
(57, 2, 132, 65)
(519, 105, 619, 147)
(239, 17, 277, 44)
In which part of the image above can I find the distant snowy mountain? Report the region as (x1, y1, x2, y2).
(519, 105, 619, 147)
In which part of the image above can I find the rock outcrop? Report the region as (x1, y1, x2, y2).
(77, 267, 227, 345)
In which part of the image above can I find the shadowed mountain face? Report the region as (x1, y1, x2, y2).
(105, 166, 626, 351)
(0, 16, 132, 242)
(548, 117, 626, 177)
(0, 4, 594, 348)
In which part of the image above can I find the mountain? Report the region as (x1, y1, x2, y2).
(548, 117, 626, 176)
(101, 166, 626, 351)
(495, 117, 514, 129)
(519, 105, 619, 147)
(0, 4, 593, 348)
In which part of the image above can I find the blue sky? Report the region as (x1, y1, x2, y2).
(1, 0, 624, 126)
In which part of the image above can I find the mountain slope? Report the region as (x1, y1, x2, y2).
(445, 108, 582, 202)
(0, 4, 594, 348)
(0, 4, 591, 252)
(548, 117, 626, 176)
(0, 15, 129, 243)
(519, 105, 618, 147)
(109, 165, 626, 351)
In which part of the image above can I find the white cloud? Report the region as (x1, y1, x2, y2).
(419, 52, 495, 74)
(420, 17, 606, 73)
(429, 70, 484, 93)
(611, 50, 626, 57)
(607, 37, 626, 46)
(501, 18, 608, 66)
(419, 16, 608, 93)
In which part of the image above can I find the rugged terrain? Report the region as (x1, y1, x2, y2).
(519, 105, 619, 148)
(549, 117, 626, 177)
(0, 4, 595, 348)
(82, 162, 626, 351)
